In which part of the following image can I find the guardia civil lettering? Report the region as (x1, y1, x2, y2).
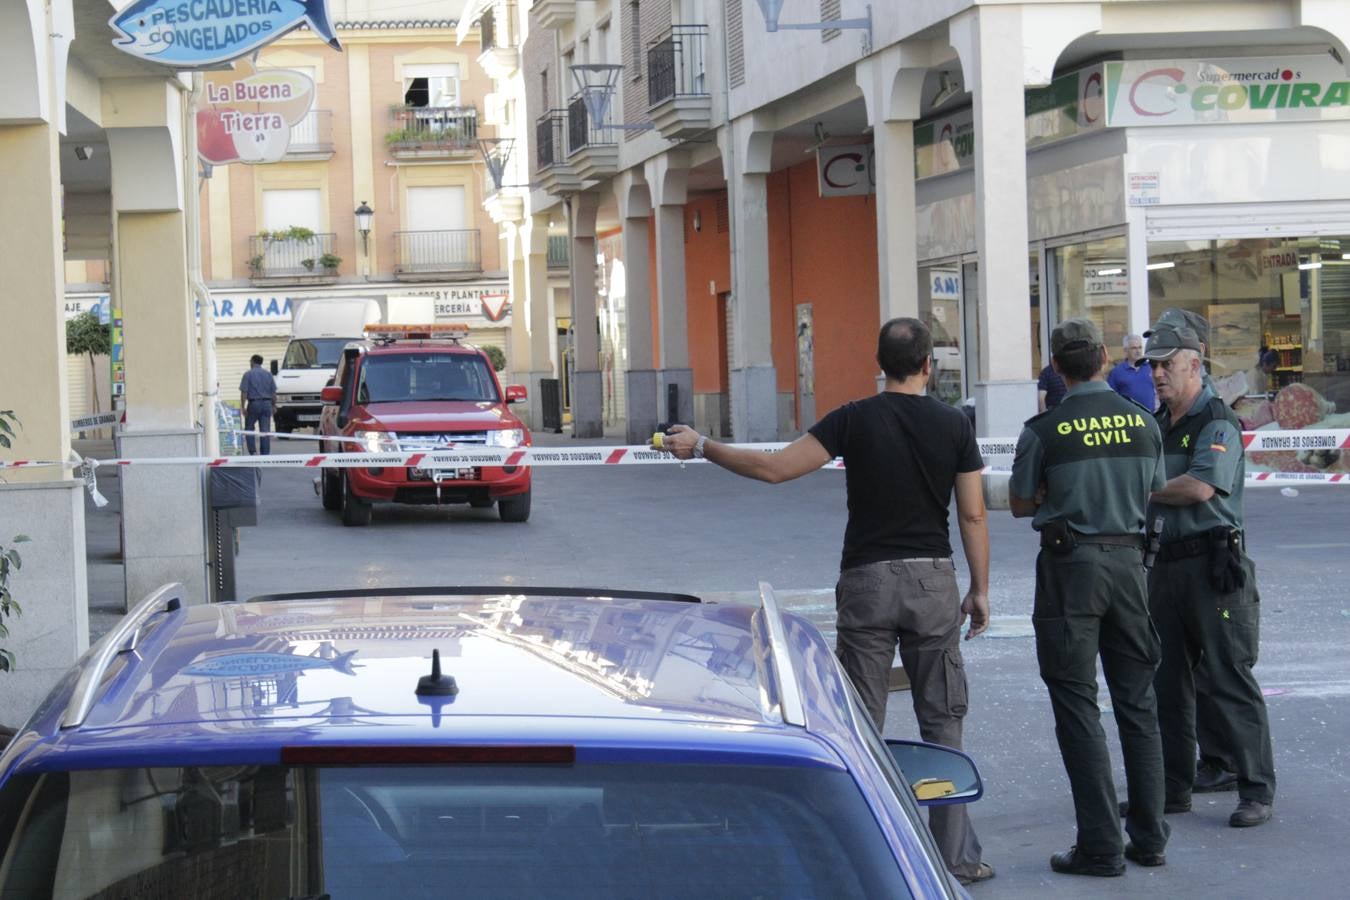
(1056, 413, 1149, 447)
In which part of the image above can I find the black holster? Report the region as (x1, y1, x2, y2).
(1207, 526, 1246, 593)
(1040, 520, 1077, 556)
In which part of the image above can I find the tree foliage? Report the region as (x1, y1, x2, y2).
(66, 311, 111, 358)
(482, 345, 507, 372)
(0, 534, 29, 674)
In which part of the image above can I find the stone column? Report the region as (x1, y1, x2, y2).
(617, 171, 657, 443)
(950, 8, 1036, 439)
(520, 214, 556, 433)
(504, 226, 531, 383)
(0, 113, 89, 723)
(720, 118, 778, 441)
(568, 192, 602, 438)
(645, 152, 694, 427)
(104, 78, 208, 607)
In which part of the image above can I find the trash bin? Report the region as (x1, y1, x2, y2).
(540, 378, 563, 433)
(206, 468, 259, 603)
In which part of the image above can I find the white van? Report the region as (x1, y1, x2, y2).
(271, 297, 382, 432)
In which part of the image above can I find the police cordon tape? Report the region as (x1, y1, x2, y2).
(3, 431, 1346, 495)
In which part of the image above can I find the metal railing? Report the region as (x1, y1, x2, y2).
(394, 229, 483, 274)
(567, 92, 615, 156)
(387, 106, 479, 151)
(536, 109, 567, 170)
(247, 232, 336, 278)
(288, 108, 333, 152)
(647, 24, 710, 107)
(547, 234, 569, 268)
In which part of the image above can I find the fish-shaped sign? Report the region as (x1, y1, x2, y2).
(110, 0, 340, 68)
(184, 649, 360, 677)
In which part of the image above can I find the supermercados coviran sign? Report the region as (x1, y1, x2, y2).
(110, 0, 339, 67)
(1105, 56, 1350, 126)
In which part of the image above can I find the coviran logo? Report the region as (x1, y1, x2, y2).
(1129, 65, 1349, 117)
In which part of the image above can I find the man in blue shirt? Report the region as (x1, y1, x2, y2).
(1108, 334, 1156, 411)
(239, 354, 277, 455)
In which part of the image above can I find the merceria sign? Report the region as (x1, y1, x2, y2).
(1106, 56, 1350, 126)
(110, 0, 339, 68)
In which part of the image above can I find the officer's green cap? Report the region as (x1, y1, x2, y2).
(1050, 318, 1103, 355)
(1144, 308, 1209, 347)
(1141, 325, 1204, 362)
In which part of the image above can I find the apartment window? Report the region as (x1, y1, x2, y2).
(403, 64, 460, 108)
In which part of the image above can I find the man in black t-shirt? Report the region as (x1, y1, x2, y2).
(654, 317, 993, 887)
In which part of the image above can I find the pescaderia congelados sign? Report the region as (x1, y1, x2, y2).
(1105, 55, 1350, 126)
(110, 0, 339, 67)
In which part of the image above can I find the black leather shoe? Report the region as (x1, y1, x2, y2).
(1229, 799, 1273, 827)
(1050, 847, 1125, 877)
(1119, 797, 1191, 817)
(1194, 762, 1238, 793)
(1124, 842, 1167, 867)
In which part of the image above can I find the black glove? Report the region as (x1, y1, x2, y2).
(1208, 528, 1246, 593)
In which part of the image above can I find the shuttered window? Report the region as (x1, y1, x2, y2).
(821, 0, 841, 41)
(728, 0, 745, 88)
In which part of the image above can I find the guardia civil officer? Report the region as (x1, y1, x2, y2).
(1140, 323, 1276, 828)
(1010, 319, 1169, 876)
(1144, 310, 1239, 793)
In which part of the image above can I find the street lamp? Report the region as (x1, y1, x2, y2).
(570, 64, 654, 131)
(475, 137, 541, 191)
(355, 201, 373, 252)
(754, 0, 872, 51)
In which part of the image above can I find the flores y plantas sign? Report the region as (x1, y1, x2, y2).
(1106, 56, 1350, 126)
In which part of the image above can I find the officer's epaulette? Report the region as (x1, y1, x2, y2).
(1023, 408, 1051, 426)
(1125, 396, 1154, 415)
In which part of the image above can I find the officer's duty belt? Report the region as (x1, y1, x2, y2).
(1076, 533, 1145, 549)
(1157, 531, 1244, 563)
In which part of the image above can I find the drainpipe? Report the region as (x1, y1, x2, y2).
(182, 73, 219, 453)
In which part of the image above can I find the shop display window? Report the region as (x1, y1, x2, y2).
(917, 263, 965, 407)
(1052, 236, 1130, 367)
(1147, 237, 1350, 476)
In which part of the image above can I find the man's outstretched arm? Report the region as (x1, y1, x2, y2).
(654, 424, 832, 484)
(954, 470, 990, 640)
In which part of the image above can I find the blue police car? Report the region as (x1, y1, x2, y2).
(0, 583, 984, 898)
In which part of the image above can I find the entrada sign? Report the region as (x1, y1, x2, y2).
(110, 0, 339, 67)
(1105, 56, 1350, 126)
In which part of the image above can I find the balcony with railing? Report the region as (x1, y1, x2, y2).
(535, 109, 582, 196)
(647, 25, 713, 140)
(386, 106, 479, 158)
(393, 229, 483, 279)
(285, 109, 334, 157)
(476, 2, 519, 79)
(246, 232, 338, 282)
(566, 92, 618, 182)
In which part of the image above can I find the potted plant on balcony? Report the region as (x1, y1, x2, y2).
(247, 254, 265, 276)
(319, 252, 342, 273)
(301, 258, 316, 272)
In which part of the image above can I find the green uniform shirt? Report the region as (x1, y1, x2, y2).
(1148, 383, 1245, 542)
(1011, 381, 1165, 534)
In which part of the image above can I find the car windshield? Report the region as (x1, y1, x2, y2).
(357, 353, 498, 404)
(283, 338, 353, 369)
(0, 761, 910, 899)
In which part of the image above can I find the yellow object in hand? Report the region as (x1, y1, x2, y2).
(652, 432, 665, 448)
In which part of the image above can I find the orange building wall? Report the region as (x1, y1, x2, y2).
(770, 160, 880, 419)
(683, 193, 731, 392)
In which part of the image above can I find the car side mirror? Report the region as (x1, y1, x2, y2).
(886, 739, 983, 806)
(320, 386, 343, 404)
(504, 384, 527, 404)
(269, 359, 279, 375)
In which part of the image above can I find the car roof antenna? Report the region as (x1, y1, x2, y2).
(416, 649, 459, 696)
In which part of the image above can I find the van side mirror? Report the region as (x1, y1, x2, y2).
(269, 360, 279, 376)
(885, 740, 984, 806)
(504, 384, 527, 404)
(320, 386, 343, 404)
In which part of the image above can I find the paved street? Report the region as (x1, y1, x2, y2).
(83, 435, 1348, 897)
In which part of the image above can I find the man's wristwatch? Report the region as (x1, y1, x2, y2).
(692, 435, 707, 459)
